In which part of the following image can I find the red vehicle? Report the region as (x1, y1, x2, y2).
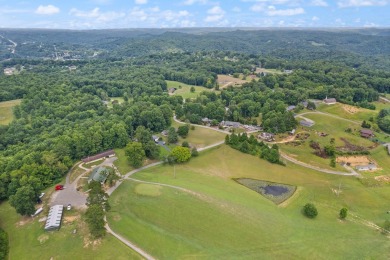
(55, 185, 64, 191)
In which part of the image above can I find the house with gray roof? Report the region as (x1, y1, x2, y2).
(355, 163, 377, 171)
(88, 166, 109, 184)
(45, 205, 64, 231)
(220, 121, 241, 128)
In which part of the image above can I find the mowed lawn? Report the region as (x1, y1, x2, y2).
(0, 202, 142, 260)
(0, 99, 21, 125)
(166, 80, 216, 99)
(107, 145, 390, 259)
(171, 120, 226, 148)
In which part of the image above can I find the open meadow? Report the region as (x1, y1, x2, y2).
(316, 103, 378, 122)
(166, 80, 215, 99)
(0, 99, 21, 125)
(171, 120, 226, 148)
(107, 145, 390, 259)
(0, 202, 142, 260)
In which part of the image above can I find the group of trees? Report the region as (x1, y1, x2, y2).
(225, 133, 283, 165)
(85, 181, 110, 238)
(0, 227, 8, 259)
(377, 108, 390, 134)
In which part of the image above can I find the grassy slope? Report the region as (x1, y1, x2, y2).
(0, 99, 21, 125)
(0, 202, 142, 260)
(166, 80, 216, 99)
(316, 103, 378, 122)
(171, 121, 226, 148)
(282, 113, 376, 171)
(108, 145, 390, 259)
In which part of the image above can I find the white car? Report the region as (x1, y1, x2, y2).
(67, 204, 72, 210)
(39, 192, 45, 199)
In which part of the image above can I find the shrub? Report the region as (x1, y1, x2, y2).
(339, 207, 348, 219)
(303, 203, 318, 218)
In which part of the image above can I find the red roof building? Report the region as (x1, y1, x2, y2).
(81, 150, 115, 163)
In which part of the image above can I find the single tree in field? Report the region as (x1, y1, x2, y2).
(190, 86, 195, 93)
(177, 125, 189, 138)
(9, 185, 36, 216)
(125, 142, 145, 168)
(170, 146, 191, 163)
(306, 101, 316, 110)
(303, 203, 318, 218)
(339, 207, 348, 219)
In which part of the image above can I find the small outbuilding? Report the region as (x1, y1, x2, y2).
(81, 150, 115, 163)
(286, 105, 296, 112)
(45, 205, 64, 231)
(300, 120, 314, 127)
(323, 97, 337, 105)
(360, 129, 374, 138)
(355, 163, 377, 171)
(220, 121, 241, 128)
(88, 166, 109, 184)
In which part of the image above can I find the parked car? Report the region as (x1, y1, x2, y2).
(67, 204, 72, 210)
(55, 185, 64, 191)
(39, 192, 45, 199)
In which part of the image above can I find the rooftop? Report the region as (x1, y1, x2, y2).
(45, 205, 64, 231)
(88, 166, 109, 183)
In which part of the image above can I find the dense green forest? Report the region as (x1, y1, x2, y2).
(0, 28, 389, 215)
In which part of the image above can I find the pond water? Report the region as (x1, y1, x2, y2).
(263, 185, 289, 196)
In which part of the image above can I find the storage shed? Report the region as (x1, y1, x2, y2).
(45, 205, 64, 231)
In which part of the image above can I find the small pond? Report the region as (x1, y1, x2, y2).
(234, 178, 297, 204)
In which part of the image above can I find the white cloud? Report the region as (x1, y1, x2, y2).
(251, 3, 265, 12)
(182, 0, 208, 5)
(232, 7, 241, 12)
(69, 8, 125, 22)
(337, 0, 388, 7)
(135, 0, 148, 4)
(204, 5, 225, 22)
(312, 16, 319, 21)
(35, 5, 60, 15)
(267, 6, 305, 16)
(311, 0, 329, 6)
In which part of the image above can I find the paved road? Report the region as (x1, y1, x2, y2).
(50, 163, 87, 209)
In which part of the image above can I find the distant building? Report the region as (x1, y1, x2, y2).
(258, 132, 275, 142)
(81, 150, 115, 163)
(152, 135, 160, 143)
(45, 205, 64, 231)
(202, 117, 212, 125)
(220, 121, 241, 128)
(355, 163, 377, 171)
(88, 166, 109, 184)
(168, 88, 177, 94)
(323, 97, 337, 105)
(68, 66, 77, 71)
(301, 101, 308, 108)
(161, 130, 168, 136)
(360, 129, 374, 138)
(300, 120, 314, 127)
(284, 70, 293, 74)
(286, 105, 296, 112)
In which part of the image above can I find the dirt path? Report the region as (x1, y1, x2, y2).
(105, 219, 156, 260)
(297, 111, 360, 124)
(280, 152, 358, 176)
(379, 96, 390, 103)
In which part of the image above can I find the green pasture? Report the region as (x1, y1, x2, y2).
(316, 103, 378, 122)
(107, 145, 390, 259)
(0, 99, 21, 125)
(166, 80, 216, 99)
(0, 202, 141, 260)
(171, 121, 226, 148)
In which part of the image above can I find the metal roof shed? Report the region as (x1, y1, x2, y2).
(45, 205, 64, 231)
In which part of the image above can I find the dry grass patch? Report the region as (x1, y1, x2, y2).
(336, 156, 373, 167)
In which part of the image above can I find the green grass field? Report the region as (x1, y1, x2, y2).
(107, 145, 390, 259)
(0, 99, 21, 125)
(316, 103, 378, 122)
(166, 80, 216, 99)
(0, 202, 142, 260)
(114, 148, 135, 175)
(171, 121, 226, 148)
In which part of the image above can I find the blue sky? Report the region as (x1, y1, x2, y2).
(0, 0, 389, 29)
